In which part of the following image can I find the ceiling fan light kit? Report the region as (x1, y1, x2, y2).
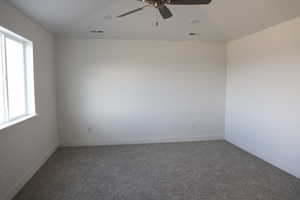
(118, 0, 212, 19)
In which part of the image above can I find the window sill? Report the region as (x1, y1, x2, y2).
(0, 114, 39, 131)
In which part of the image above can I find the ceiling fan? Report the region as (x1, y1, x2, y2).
(117, 0, 212, 19)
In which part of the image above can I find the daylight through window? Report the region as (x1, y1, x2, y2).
(0, 27, 35, 128)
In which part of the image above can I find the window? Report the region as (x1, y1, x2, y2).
(0, 26, 36, 129)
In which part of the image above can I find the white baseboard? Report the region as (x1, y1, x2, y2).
(4, 144, 58, 200)
(60, 135, 224, 147)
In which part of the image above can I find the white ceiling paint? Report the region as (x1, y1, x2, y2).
(7, 0, 300, 41)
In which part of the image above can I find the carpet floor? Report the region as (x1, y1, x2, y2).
(13, 141, 300, 200)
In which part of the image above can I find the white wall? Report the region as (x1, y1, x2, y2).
(0, 2, 58, 200)
(56, 39, 226, 146)
(226, 17, 300, 179)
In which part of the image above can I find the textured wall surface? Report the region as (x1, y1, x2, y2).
(226, 17, 300, 178)
(56, 39, 226, 146)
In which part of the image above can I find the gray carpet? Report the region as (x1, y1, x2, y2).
(13, 141, 300, 200)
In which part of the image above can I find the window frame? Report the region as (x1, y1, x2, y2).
(0, 27, 37, 130)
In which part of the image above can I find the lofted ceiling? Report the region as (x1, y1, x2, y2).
(7, 0, 300, 41)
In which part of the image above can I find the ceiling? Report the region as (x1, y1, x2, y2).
(7, 0, 300, 41)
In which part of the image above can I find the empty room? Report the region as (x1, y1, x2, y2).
(0, 0, 300, 199)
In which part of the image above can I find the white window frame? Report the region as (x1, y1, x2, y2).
(0, 26, 37, 130)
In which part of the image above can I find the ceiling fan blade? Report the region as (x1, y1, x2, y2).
(167, 0, 212, 5)
(117, 5, 149, 18)
(158, 5, 173, 19)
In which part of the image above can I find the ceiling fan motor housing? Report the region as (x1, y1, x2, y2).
(118, 0, 212, 19)
(143, 0, 170, 7)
